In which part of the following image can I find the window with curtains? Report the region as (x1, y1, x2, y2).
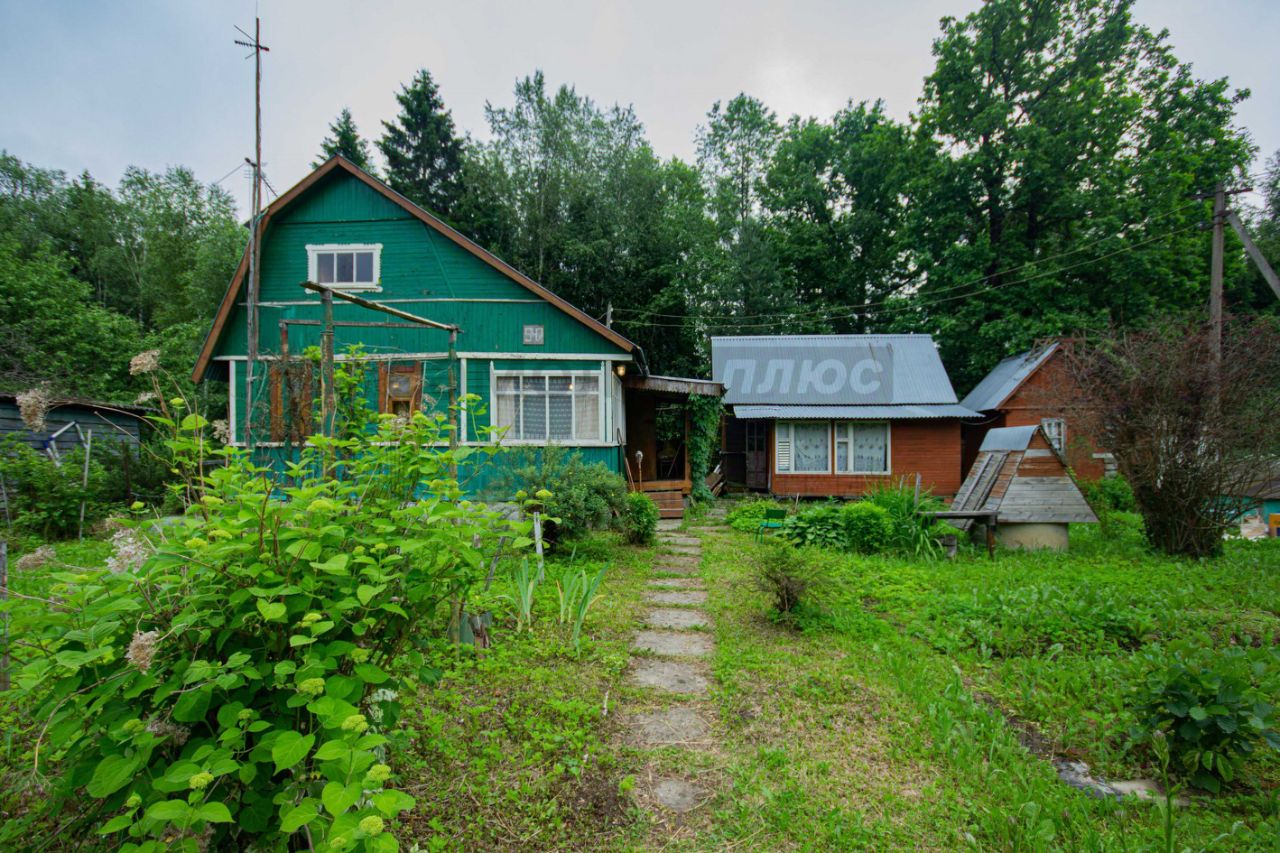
(775, 421, 830, 474)
(835, 421, 890, 474)
(494, 372, 601, 442)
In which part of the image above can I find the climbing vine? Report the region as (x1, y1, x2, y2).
(687, 395, 723, 502)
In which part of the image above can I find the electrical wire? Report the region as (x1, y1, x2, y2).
(613, 198, 1206, 324)
(612, 221, 1202, 330)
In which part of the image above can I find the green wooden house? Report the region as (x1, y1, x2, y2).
(193, 156, 718, 513)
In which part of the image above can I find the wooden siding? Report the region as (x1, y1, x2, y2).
(0, 399, 146, 451)
(767, 419, 963, 498)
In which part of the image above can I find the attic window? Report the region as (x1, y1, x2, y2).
(307, 244, 382, 291)
(1041, 418, 1066, 453)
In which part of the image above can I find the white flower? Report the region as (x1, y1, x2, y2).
(105, 528, 151, 574)
(133, 390, 157, 405)
(16, 386, 52, 432)
(15, 545, 56, 571)
(129, 349, 161, 376)
(211, 418, 231, 444)
(126, 629, 160, 673)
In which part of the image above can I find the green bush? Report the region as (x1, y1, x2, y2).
(839, 502, 893, 554)
(780, 502, 847, 549)
(1131, 644, 1280, 793)
(622, 492, 659, 545)
(726, 498, 787, 532)
(497, 446, 626, 544)
(1082, 475, 1137, 513)
(0, 436, 111, 539)
(864, 479, 946, 557)
(750, 540, 847, 628)
(0, 409, 529, 850)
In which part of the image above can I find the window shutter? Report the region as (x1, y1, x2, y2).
(776, 426, 792, 472)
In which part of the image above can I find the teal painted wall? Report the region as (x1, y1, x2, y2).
(213, 168, 632, 490)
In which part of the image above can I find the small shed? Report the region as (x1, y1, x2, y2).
(0, 393, 150, 454)
(950, 424, 1096, 550)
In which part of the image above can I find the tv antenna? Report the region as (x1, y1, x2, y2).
(235, 18, 269, 452)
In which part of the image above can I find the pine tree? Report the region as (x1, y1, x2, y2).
(316, 108, 373, 171)
(378, 69, 464, 217)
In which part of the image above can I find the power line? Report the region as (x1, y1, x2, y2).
(614, 198, 1206, 325)
(613, 222, 1202, 330)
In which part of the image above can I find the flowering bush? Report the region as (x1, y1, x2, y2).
(0, 407, 529, 850)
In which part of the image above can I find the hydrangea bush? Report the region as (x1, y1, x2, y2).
(2, 404, 529, 850)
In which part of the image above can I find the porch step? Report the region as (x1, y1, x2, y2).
(647, 489, 685, 519)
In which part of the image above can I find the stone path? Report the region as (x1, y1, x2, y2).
(624, 522, 719, 818)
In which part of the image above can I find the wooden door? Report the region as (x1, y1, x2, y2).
(745, 421, 768, 490)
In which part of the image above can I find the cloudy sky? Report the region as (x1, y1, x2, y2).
(1, 1, 1275, 214)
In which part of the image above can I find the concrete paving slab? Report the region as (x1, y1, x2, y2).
(626, 707, 710, 747)
(646, 608, 709, 629)
(632, 629, 714, 657)
(645, 590, 708, 606)
(653, 779, 703, 812)
(648, 577, 703, 589)
(658, 535, 701, 547)
(630, 660, 708, 694)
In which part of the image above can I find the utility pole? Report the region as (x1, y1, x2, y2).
(1209, 182, 1225, 367)
(235, 19, 269, 453)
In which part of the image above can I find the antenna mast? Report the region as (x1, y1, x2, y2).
(235, 18, 269, 452)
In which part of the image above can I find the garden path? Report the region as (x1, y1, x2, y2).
(623, 510, 724, 822)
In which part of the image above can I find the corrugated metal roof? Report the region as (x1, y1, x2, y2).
(960, 342, 1059, 412)
(733, 404, 980, 420)
(979, 425, 1040, 451)
(711, 334, 960, 406)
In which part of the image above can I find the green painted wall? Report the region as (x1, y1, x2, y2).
(212, 168, 632, 490)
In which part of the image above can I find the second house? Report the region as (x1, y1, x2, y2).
(712, 334, 977, 498)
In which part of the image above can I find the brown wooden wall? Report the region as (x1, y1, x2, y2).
(768, 419, 963, 499)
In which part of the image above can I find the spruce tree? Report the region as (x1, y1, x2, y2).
(378, 69, 464, 217)
(316, 108, 373, 171)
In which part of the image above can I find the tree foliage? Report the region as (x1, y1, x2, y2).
(377, 69, 465, 218)
(317, 108, 374, 172)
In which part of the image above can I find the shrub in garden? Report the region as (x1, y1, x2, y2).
(1081, 474, 1136, 514)
(779, 502, 847, 549)
(725, 497, 786, 532)
(1131, 643, 1280, 792)
(839, 502, 892, 553)
(864, 479, 946, 557)
(0, 407, 528, 850)
(751, 540, 841, 626)
(497, 445, 626, 544)
(622, 492, 659, 545)
(0, 436, 110, 539)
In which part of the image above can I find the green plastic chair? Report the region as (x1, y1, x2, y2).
(756, 508, 787, 542)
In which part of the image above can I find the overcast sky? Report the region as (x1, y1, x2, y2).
(1, 1, 1275, 215)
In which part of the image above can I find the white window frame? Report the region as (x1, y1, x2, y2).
(490, 368, 607, 446)
(775, 420, 832, 474)
(1041, 417, 1066, 453)
(834, 421, 891, 475)
(306, 243, 383, 291)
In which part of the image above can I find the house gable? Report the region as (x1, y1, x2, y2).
(195, 157, 633, 381)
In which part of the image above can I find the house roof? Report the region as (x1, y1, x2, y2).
(960, 342, 1059, 412)
(979, 424, 1040, 451)
(711, 334, 961, 409)
(733, 404, 978, 420)
(193, 156, 636, 383)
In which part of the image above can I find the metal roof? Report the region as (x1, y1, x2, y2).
(711, 334, 960, 407)
(979, 425, 1041, 451)
(960, 342, 1059, 412)
(733, 404, 979, 420)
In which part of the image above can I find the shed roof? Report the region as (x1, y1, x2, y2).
(951, 425, 1096, 526)
(960, 342, 1059, 412)
(733, 403, 978, 420)
(711, 334, 961, 409)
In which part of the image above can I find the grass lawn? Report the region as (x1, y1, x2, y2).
(3, 513, 1278, 851)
